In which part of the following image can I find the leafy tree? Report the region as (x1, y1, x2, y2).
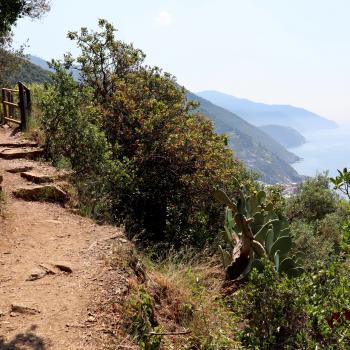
(330, 168, 350, 201)
(285, 173, 348, 269)
(0, 0, 50, 87)
(40, 62, 131, 220)
(43, 20, 254, 244)
(0, 0, 50, 42)
(234, 261, 350, 349)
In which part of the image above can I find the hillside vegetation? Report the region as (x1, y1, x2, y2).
(15, 59, 51, 84)
(188, 91, 302, 183)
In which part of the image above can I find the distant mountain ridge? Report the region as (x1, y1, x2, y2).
(260, 125, 306, 149)
(27, 55, 51, 70)
(197, 90, 337, 132)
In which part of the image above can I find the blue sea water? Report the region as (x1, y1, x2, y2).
(290, 124, 350, 178)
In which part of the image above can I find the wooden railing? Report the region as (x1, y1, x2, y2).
(1, 82, 31, 130)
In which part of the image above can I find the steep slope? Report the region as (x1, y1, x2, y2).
(198, 90, 337, 132)
(187, 92, 299, 164)
(27, 54, 51, 70)
(187, 91, 302, 184)
(260, 125, 306, 148)
(8, 58, 51, 85)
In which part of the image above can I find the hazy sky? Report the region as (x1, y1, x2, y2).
(13, 0, 350, 123)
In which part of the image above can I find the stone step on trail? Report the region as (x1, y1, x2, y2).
(20, 171, 54, 184)
(0, 140, 38, 148)
(13, 184, 68, 204)
(6, 165, 34, 174)
(0, 147, 43, 160)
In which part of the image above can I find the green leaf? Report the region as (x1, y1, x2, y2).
(266, 229, 274, 254)
(254, 219, 278, 243)
(257, 190, 266, 205)
(252, 240, 266, 257)
(225, 207, 233, 232)
(270, 235, 292, 257)
(251, 212, 264, 234)
(279, 257, 295, 273)
(274, 250, 280, 272)
(286, 267, 304, 277)
(213, 189, 236, 211)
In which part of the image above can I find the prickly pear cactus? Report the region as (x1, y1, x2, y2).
(214, 188, 303, 280)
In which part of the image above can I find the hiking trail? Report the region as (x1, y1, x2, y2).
(0, 126, 125, 349)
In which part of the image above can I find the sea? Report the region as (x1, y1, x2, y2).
(290, 124, 350, 178)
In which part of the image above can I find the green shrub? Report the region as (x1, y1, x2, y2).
(40, 62, 131, 220)
(290, 212, 345, 270)
(126, 288, 162, 350)
(233, 263, 308, 349)
(233, 261, 350, 349)
(286, 173, 339, 223)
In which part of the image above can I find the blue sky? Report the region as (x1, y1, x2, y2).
(13, 0, 350, 123)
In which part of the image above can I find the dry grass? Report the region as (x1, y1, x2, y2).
(143, 250, 241, 349)
(99, 244, 241, 349)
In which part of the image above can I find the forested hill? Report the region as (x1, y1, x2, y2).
(23, 56, 302, 184)
(187, 91, 302, 184)
(7, 58, 51, 85)
(198, 90, 337, 132)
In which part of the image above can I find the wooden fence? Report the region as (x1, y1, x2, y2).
(1, 82, 31, 130)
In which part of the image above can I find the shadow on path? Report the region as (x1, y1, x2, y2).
(0, 326, 47, 350)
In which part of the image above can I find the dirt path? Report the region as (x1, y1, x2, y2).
(0, 127, 124, 349)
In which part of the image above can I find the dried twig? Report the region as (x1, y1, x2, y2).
(148, 330, 191, 336)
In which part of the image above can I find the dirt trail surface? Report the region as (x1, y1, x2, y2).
(0, 126, 124, 349)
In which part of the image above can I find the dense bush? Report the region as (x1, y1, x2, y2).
(40, 63, 131, 219)
(284, 173, 348, 269)
(286, 173, 339, 223)
(227, 174, 350, 348)
(234, 260, 350, 349)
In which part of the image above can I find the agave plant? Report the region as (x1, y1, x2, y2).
(214, 188, 303, 280)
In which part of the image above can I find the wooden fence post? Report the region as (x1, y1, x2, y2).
(18, 82, 27, 130)
(1, 88, 7, 125)
(9, 90, 15, 118)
